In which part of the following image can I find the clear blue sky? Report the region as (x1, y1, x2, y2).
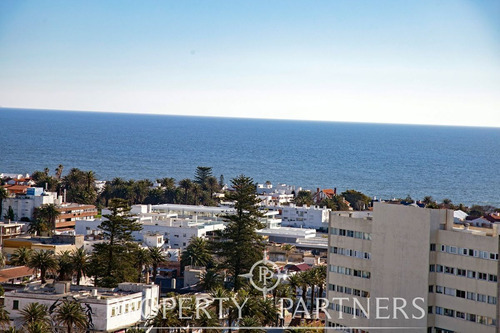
(1, 0, 499, 126)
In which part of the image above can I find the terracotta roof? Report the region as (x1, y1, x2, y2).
(287, 263, 311, 272)
(3, 184, 29, 194)
(322, 189, 335, 195)
(0, 266, 35, 283)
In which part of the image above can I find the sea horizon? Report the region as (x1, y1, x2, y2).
(2, 107, 500, 207)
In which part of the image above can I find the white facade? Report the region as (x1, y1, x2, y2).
(1, 189, 61, 221)
(267, 204, 331, 230)
(4, 282, 159, 332)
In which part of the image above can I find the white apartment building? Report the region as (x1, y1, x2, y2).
(75, 217, 225, 249)
(1, 187, 61, 221)
(267, 204, 331, 230)
(327, 203, 499, 333)
(4, 282, 159, 332)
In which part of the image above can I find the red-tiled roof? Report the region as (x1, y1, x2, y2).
(0, 266, 35, 283)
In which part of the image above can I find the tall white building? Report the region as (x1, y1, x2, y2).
(327, 203, 499, 333)
(1, 187, 61, 221)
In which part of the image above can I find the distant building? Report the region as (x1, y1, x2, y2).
(267, 203, 331, 230)
(1, 188, 60, 221)
(55, 203, 97, 229)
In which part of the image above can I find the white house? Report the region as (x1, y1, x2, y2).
(1, 188, 61, 221)
(266, 204, 331, 230)
(4, 282, 159, 332)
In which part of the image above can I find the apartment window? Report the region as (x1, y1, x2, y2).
(430, 244, 436, 251)
(481, 251, 489, 259)
(478, 272, 487, 281)
(467, 270, 476, 279)
(429, 265, 436, 272)
(440, 245, 446, 252)
(111, 307, 116, 317)
(444, 266, 455, 275)
(444, 287, 455, 296)
(347, 230, 354, 237)
(337, 286, 344, 293)
(353, 289, 360, 296)
(467, 292, 476, 300)
(457, 268, 466, 277)
(467, 313, 476, 322)
(436, 285, 443, 294)
(339, 229, 346, 236)
(477, 294, 487, 303)
(489, 274, 497, 282)
(428, 306, 433, 314)
(444, 308, 454, 317)
(428, 285, 434, 293)
(456, 311, 466, 319)
(435, 306, 443, 315)
(329, 284, 335, 291)
(436, 265, 444, 273)
(125, 303, 129, 313)
(488, 296, 497, 304)
(13, 300, 19, 310)
(459, 247, 467, 255)
(345, 287, 352, 294)
(330, 228, 338, 235)
(468, 249, 474, 256)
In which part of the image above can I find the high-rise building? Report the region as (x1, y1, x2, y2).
(327, 203, 499, 333)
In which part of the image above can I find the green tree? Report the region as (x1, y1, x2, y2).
(70, 247, 89, 286)
(293, 191, 313, 207)
(0, 187, 8, 221)
(340, 190, 371, 211)
(55, 164, 64, 180)
(62, 168, 97, 204)
(179, 178, 193, 204)
(53, 300, 88, 333)
(28, 250, 58, 284)
(194, 166, 213, 187)
(20, 303, 51, 330)
(27, 219, 49, 236)
(0, 305, 10, 330)
(34, 204, 61, 234)
(318, 195, 349, 211)
(4, 206, 15, 221)
(181, 237, 213, 269)
(199, 269, 223, 291)
(56, 250, 73, 281)
(148, 247, 167, 281)
(10, 247, 33, 266)
(92, 199, 142, 287)
(135, 247, 152, 283)
(215, 175, 265, 291)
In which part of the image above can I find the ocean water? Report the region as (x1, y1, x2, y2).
(1, 108, 499, 206)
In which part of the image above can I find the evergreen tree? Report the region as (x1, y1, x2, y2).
(92, 199, 142, 287)
(194, 166, 213, 187)
(215, 175, 265, 291)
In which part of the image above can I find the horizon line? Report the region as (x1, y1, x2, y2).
(2, 106, 500, 130)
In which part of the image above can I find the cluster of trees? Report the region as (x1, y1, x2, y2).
(28, 165, 224, 208)
(293, 189, 370, 211)
(0, 300, 89, 333)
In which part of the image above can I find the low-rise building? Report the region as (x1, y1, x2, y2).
(3, 235, 84, 261)
(55, 203, 98, 229)
(4, 282, 159, 332)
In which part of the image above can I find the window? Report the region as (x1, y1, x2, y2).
(467, 292, 476, 300)
(13, 300, 19, 310)
(477, 294, 487, 303)
(436, 285, 443, 294)
(467, 313, 476, 322)
(430, 244, 436, 251)
(489, 274, 497, 282)
(428, 285, 434, 293)
(428, 306, 433, 314)
(457, 268, 466, 277)
(429, 265, 436, 272)
(456, 311, 465, 319)
(443, 308, 454, 317)
(436, 265, 444, 273)
(488, 296, 497, 304)
(481, 251, 489, 259)
(111, 307, 116, 317)
(456, 290, 465, 298)
(435, 306, 443, 315)
(467, 270, 476, 279)
(444, 266, 455, 275)
(478, 272, 487, 281)
(444, 287, 455, 296)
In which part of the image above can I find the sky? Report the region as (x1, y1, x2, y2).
(1, 0, 499, 127)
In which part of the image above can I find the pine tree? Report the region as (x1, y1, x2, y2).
(215, 175, 265, 291)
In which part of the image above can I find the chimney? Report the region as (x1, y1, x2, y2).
(63, 189, 67, 203)
(334, 187, 337, 195)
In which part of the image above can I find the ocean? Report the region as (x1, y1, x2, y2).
(1, 108, 499, 206)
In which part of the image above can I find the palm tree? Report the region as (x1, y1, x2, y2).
(200, 269, 222, 291)
(179, 179, 193, 204)
(55, 164, 64, 180)
(10, 247, 33, 266)
(25, 321, 51, 333)
(313, 266, 326, 315)
(148, 247, 166, 281)
(28, 250, 58, 284)
(286, 273, 301, 300)
(56, 250, 73, 281)
(20, 303, 51, 330)
(34, 204, 61, 234)
(53, 300, 88, 333)
(0, 305, 10, 330)
(181, 237, 213, 269)
(71, 247, 89, 286)
(27, 219, 49, 236)
(135, 247, 152, 283)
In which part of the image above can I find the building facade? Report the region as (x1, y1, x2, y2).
(327, 203, 499, 333)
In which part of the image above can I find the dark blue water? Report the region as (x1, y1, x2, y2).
(1, 108, 499, 206)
